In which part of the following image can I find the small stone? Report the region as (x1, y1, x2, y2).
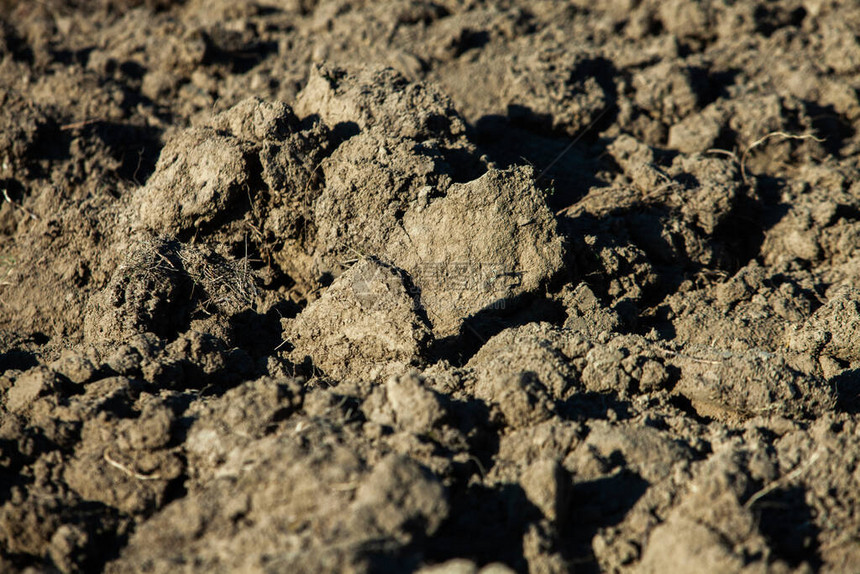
(519, 458, 570, 526)
(50, 350, 96, 384)
(6, 367, 58, 413)
(386, 372, 447, 435)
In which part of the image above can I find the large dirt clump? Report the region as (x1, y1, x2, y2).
(3, 1, 860, 573)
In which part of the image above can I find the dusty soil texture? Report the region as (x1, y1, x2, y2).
(3, 0, 860, 572)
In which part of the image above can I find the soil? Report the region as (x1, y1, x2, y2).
(2, 0, 860, 572)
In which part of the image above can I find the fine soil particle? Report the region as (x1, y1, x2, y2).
(2, 1, 860, 573)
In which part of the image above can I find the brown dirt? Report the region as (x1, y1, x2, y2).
(2, 1, 860, 572)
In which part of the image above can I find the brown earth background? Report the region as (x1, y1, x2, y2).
(2, 0, 860, 572)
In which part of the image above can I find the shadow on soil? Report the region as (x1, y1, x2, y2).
(833, 368, 860, 414)
(561, 471, 650, 572)
(753, 485, 822, 569)
(425, 482, 543, 572)
(429, 295, 567, 367)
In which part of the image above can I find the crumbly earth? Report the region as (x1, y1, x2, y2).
(2, 1, 860, 572)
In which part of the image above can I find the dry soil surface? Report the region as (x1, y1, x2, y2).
(2, 1, 860, 572)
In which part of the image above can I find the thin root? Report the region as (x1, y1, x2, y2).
(744, 448, 822, 510)
(103, 449, 165, 481)
(740, 131, 825, 184)
(2, 188, 39, 221)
